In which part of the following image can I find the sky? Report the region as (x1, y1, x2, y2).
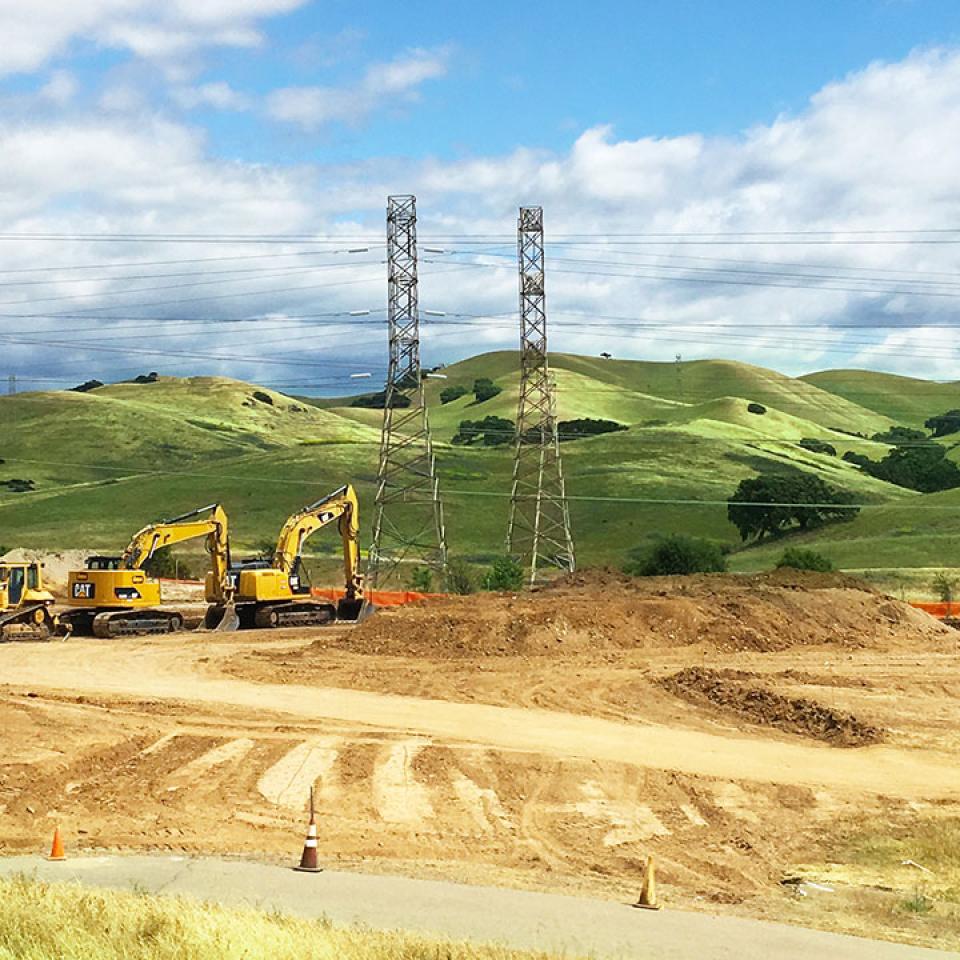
(3, 0, 960, 393)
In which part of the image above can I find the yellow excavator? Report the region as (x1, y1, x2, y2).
(62, 503, 238, 638)
(208, 484, 366, 630)
(0, 560, 64, 641)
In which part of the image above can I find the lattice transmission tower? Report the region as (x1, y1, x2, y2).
(369, 195, 448, 586)
(506, 206, 575, 584)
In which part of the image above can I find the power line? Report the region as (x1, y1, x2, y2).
(0, 246, 384, 276)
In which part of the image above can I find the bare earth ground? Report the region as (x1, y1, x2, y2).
(1, 571, 959, 951)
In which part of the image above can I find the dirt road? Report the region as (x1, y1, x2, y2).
(3, 573, 959, 949)
(2, 638, 957, 799)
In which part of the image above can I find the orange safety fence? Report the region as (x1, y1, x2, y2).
(156, 579, 445, 607)
(311, 587, 446, 607)
(909, 601, 959, 619)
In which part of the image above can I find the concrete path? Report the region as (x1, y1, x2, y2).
(0, 855, 952, 959)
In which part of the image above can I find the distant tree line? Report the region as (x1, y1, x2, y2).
(451, 416, 627, 446)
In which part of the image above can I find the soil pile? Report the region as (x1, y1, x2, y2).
(659, 667, 885, 747)
(332, 570, 950, 658)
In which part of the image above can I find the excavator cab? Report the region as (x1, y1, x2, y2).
(0, 560, 63, 642)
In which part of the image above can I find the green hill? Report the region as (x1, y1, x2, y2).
(428, 353, 895, 434)
(4, 352, 958, 581)
(802, 369, 960, 430)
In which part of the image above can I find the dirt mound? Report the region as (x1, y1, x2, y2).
(333, 571, 950, 658)
(659, 668, 884, 747)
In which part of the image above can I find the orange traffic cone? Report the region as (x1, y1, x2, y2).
(632, 856, 661, 910)
(47, 825, 66, 862)
(293, 787, 322, 874)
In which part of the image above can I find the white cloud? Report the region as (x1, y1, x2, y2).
(39, 70, 77, 105)
(267, 47, 449, 130)
(172, 81, 251, 112)
(3, 48, 960, 386)
(0, 0, 309, 76)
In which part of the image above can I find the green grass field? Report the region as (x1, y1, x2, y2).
(0, 876, 556, 960)
(4, 353, 958, 581)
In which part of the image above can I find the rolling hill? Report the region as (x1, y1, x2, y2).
(801, 369, 960, 430)
(2, 353, 957, 581)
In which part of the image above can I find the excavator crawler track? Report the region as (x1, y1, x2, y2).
(250, 601, 337, 629)
(89, 610, 186, 639)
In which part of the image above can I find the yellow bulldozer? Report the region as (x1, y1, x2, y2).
(207, 484, 367, 630)
(0, 559, 64, 641)
(62, 503, 238, 638)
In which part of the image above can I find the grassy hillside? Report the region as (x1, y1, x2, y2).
(729, 485, 960, 573)
(802, 369, 960, 430)
(426, 353, 896, 435)
(6, 352, 959, 580)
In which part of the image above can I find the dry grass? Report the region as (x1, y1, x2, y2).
(787, 815, 960, 950)
(0, 876, 561, 960)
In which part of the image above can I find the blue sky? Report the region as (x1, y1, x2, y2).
(157, 0, 960, 162)
(4, 1, 960, 388)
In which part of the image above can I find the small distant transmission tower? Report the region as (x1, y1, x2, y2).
(369, 195, 448, 586)
(506, 206, 575, 584)
(7, 375, 15, 395)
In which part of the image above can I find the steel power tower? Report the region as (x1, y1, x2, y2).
(369, 195, 448, 586)
(506, 206, 575, 584)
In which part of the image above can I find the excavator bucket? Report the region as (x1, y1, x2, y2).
(198, 603, 240, 633)
(337, 598, 373, 622)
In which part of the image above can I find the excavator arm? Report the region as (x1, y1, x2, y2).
(122, 503, 235, 609)
(273, 484, 364, 602)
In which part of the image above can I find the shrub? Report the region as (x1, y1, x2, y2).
(252, 391, 274, 406)
(409, 566, 433, 593)
(482, 556, 524, 591)
(871, 426, 926, 444)
(473, 378, 502, 403)
(70, 379, 103, 393)
(350, 391, 411, 409)
(452, 416, 515, 446)
(556, 418, 628, 442)
(444, 558, 475, 595)
(842, 450, 871, 467)
(624, 535, 727, 576)
(932, 571, 958, 604)
(797, 438, 836, 457)
(747, 402, 766, 415)
(143, 547, 195, 580)
(2, 479, 35, 493)
(775, 548, 834, 572)
(439, 385, 468, 404)
(925, 409, 960, 438)
(850, 442, 960, 493)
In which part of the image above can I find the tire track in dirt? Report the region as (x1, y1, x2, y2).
(257, 738, 342, 810)
(2, 641, 955, 800)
